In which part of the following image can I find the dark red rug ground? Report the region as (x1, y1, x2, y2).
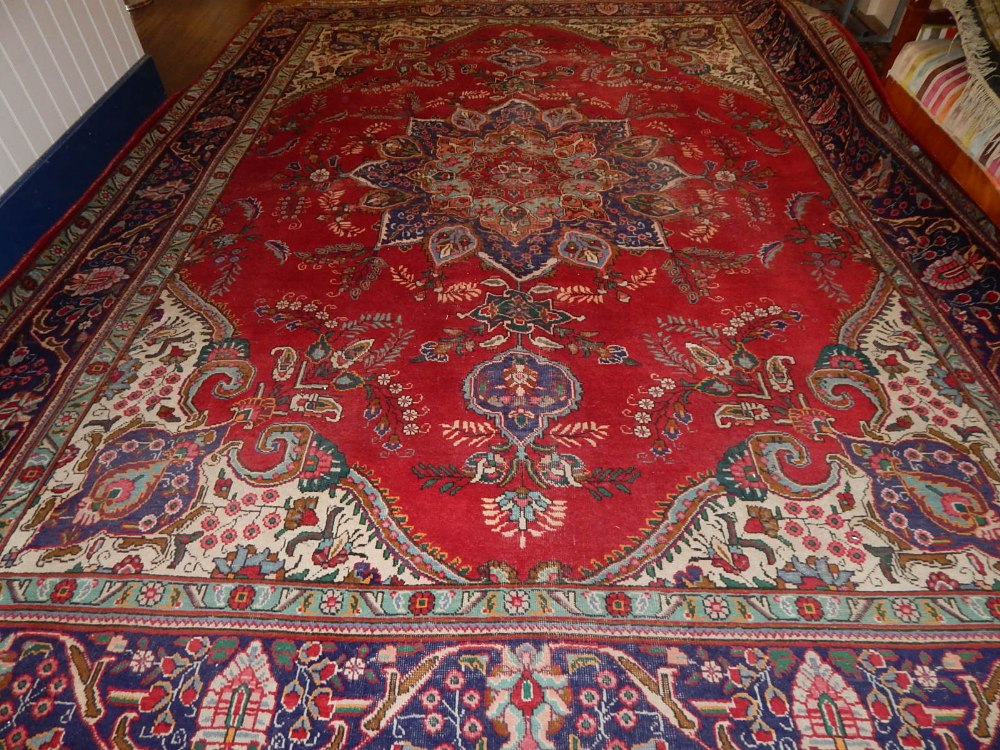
(1, 1, 999, 747)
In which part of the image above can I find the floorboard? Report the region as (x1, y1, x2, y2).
(130, 0, 296, 95)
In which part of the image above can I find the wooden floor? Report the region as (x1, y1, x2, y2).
(129, 0, 296, 95)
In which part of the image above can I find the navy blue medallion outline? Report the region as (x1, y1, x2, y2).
(352, 99, 687, 281)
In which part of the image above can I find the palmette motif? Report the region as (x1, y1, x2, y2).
(1, 632, 1000, 749)
(0, 0, 999, 748)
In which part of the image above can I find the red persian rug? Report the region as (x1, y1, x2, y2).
(1, 1, 999, 747)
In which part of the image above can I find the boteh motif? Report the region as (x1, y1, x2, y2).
(353, 100, 681, 279)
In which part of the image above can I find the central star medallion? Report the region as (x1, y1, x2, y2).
(353, 99, 686, 280)
(409, 123, 626, 244)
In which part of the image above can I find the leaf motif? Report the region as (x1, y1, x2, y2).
(209, 252, 243, 298)
(785, 192, 817, 221)
(642, 334, 691, 371)
(694, 189, 726, 209)
(550, 421, 609, 448)
(624, 193, 680, 217)
(390, 266, 419, 290)
(613, 135, 659, 159)
(265, 240, 290, 263)
(481, 277, 508, 288)
(758, 241, 783, 267)
(480, 333, 508, 348)
(18, 641, 52, 659)
(684, 222, 719, 242)
(234, 197, 262, 221)
(361, 189, 411, 209)
(556, 285, 605, 304)
(380, 136, 422, 159)
(657, 315, 723, 345)
(437, 282, 480, 302)
(368, 329, 413, 368)
(696, 377, 732, 396)
(624, 267, 658, 289)
(530, 335, 563, 350)
(326, 216, 363, 238)
(441, 420, 496, 447)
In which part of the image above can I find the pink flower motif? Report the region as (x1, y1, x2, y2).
(10, 674, 33, 698)
(701, 661, 724, 684)
(137, 514, 158, 532)
(596, 670, 618, 690)
(444, 670, 465, 691)
(424, 712, 445, 734)
(703, 595, 730, 620)
(30, 696, 54, 719)
(462, 690, 481, 709)
(892, 598, 921, 624)
(926, 572, 958, 591)
(575, 712, 598, 736)
(618, 685, 640, 707)
(65, 265, 127, 296)
(421, 688, 442, 711)
(614, 708, 638, 730)
(137, 581, 164, 606)
(342, 656, 366, 681)
(958, 461, 978, 476)
(503, 589, 531, 615)
(912, 528, 934, 546)
(462, 716, 484, 741)
(112, 555, 144, 575)
(318, 591, 343, 615)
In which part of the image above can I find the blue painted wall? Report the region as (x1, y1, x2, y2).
(0, 56, 164, 279)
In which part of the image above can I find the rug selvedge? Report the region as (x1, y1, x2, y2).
(1, 1, 999, 748)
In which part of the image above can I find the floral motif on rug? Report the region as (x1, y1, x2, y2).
(0, 0, 999, 747)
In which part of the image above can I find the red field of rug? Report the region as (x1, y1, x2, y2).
(0, 1, 999, 748)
